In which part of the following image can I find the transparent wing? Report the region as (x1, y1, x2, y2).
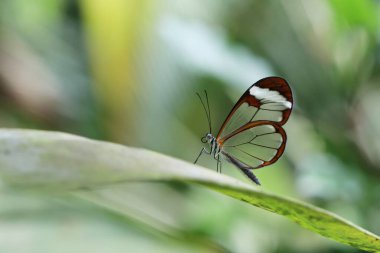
(217, 77, 293, 140)
(220, 122, 286, 169)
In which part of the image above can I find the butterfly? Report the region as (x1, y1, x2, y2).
(194, 77, 293, 185)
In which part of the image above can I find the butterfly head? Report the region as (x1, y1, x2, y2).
(201, 133, 213, 143)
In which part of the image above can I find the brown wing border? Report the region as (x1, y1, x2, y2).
(219, 120, 287, 169)
(216, 76, 293, 140)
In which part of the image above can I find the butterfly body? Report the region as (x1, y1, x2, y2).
(207, 134, 221, 159)
(195, 77, 293, 185)
(195, 133, 220, 161)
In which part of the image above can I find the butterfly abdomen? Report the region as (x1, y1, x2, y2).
(221, 151, 261, 185)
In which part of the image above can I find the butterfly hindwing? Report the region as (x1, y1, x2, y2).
(220, 121, 287, 169)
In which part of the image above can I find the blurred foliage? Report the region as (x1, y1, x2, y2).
(0, 0, 379, 252)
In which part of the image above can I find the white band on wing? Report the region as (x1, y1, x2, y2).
(249, 86, 292, 109)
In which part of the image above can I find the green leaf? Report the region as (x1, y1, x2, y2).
(0, 129, 379, 252)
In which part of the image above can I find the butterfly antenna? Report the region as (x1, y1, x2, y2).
(204, 90, 212, 133)
(196, 92, 212, 133)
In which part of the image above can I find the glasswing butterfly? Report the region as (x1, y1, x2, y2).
(194, 77, 293, 185)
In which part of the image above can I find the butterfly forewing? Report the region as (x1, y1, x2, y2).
(217, 77, 293, 141)
(217, 102, 258, 140)
(217, 77, 293, 170)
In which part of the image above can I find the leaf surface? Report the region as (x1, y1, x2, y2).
(0, 129, 378, 252)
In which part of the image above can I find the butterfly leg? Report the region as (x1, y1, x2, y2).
(216, 155, 222, 173)
(194, 147, 210, 164)
(213, 152, 222, 173)
(219, 157, 222, 173)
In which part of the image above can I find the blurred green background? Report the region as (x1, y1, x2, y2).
(0, 0, 379, 252)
